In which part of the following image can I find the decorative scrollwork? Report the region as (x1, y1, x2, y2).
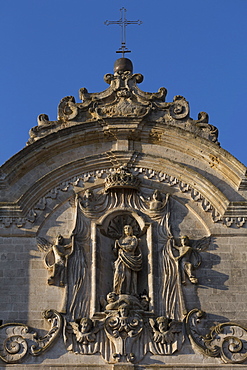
(169, 96, 189, 120)
(104, 310, 143, 363)
(186, 308, 247, 364)
(0, 310, 62, 363)
(58, 96, 78, 121)
(0, 325, 29, 363)
(31, 310, 62, 356)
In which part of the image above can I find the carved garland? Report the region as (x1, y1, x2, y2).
(0, 167, 245, 228)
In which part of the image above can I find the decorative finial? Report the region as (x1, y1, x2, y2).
(113, 58, 133, 74)
(105, 8, 142, 57)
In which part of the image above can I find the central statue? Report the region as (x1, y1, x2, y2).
(113, 225, 142, 295)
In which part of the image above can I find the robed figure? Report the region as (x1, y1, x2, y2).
(113, 225, 142, 295)
(158, 198, 210, 321)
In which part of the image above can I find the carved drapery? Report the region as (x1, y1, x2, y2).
(65, 199, 90, 320)
(1, 166, 247, 365)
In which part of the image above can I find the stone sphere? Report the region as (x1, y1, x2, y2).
(114, 58, 133, 73)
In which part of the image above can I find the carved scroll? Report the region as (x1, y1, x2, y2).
(0, 310, 62, 363)
(186, 309, 247, 364)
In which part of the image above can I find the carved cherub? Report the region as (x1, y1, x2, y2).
(105, 292, 143, 313)
(149, 317, 182, 344)
(69, 318, 100, 345)
(172, 235, 211, 285)
(80, 189, 95, 209)
(149, 189, 169, 211)
(149, 190, 169, 211)
(37, 234, 73, 287)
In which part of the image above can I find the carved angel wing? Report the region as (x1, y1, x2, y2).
(36, 236, 53, 252)
(69, 322, 84, 342)
(190, 236, 211, 269)
(37, 237, 55, 269)
(192, 236, 211, 252)
(169, 321, 182, 334)
(69, 321, 80, 334)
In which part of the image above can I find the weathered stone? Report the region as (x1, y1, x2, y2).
(1, 59, 247, 369)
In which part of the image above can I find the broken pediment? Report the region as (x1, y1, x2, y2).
(27, 58, 218, 145)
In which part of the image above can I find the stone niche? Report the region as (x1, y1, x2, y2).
(1, 58, 247, 369)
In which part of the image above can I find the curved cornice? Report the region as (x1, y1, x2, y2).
(0, 122, 246, 191)
(0, 151, 234, 229)
(1, 120, 247, 229)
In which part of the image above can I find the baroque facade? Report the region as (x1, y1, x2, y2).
(1, 58, 247, 369)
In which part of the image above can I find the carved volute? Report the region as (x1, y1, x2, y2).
(1, 57, 247, 367)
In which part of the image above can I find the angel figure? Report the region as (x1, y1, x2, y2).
(149, 316, 182, 344)
(149, 190, 169, 211)
(80, 189, 95, 210)
(69, 317, 100, 345)
(37, 234, 73, 287)
(173, 235, 211, 285)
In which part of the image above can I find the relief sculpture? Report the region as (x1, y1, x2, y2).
(113, 225, 142, 295)
(173, 235, 211, 285)
(2, 166, 247, 365)
(37, 234, 73, 287)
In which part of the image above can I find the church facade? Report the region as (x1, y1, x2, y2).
(0, 58, 247, 369)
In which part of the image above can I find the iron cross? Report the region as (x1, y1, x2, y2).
(105, 8, 142, 57)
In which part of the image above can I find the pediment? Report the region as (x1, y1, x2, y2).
(1, 59, 247, 367)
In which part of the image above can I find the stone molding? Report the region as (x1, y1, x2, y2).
(26, 69, 218, 145)
(1, 171, 247, 365)
(1, 166, 246, 229)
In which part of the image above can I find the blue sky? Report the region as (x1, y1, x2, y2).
(0, 0, 247, 165)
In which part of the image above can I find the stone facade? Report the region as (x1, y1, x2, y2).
(1, 58, 247, 369)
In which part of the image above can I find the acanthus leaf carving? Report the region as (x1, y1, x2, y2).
(2, 166, 247, 365)
(0, 310, 62, 363)
(169, 95, 190, 120)
(57, 96, 78, 121)
(186, 309, 247, 364)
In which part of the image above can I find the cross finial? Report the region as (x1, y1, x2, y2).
(105, 8, 142, 57)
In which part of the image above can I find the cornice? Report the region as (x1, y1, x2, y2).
(1, 152, 247, 230)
